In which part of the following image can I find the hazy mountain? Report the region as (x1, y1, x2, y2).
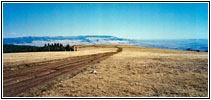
(131, 39, 208, 51)
(3, 35, 208, 51)
(3, 35, 131, 46)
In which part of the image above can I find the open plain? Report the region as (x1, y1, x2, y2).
(3, 45, 208, 97)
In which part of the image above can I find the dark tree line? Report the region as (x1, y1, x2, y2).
(186, 48, 200, 52)
(3, 43, 74, 53)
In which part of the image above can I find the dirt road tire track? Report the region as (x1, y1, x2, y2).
(3, 47, 122, 97)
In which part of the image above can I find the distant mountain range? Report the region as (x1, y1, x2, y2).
(3, 35, 208, 51)
(3, 35, 131, 46)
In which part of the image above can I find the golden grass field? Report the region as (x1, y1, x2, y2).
(3, 45, 208, 97)
(3, 47, 117, 67)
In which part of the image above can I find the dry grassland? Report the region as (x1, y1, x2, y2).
(38, 45, 208, 97)
(3, 47, 117, 67)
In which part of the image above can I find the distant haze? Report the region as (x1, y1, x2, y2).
(3, 36, 208, 51)
(3, 3, 208, 39)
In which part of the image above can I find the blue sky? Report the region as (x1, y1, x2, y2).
(3, 3, 208, 39)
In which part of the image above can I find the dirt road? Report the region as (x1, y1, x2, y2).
(3, 47, 122, 97)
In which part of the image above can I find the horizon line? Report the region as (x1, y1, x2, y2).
(2, 35, 208, 40)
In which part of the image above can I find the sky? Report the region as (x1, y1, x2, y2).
(3, 3, 208, 39)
